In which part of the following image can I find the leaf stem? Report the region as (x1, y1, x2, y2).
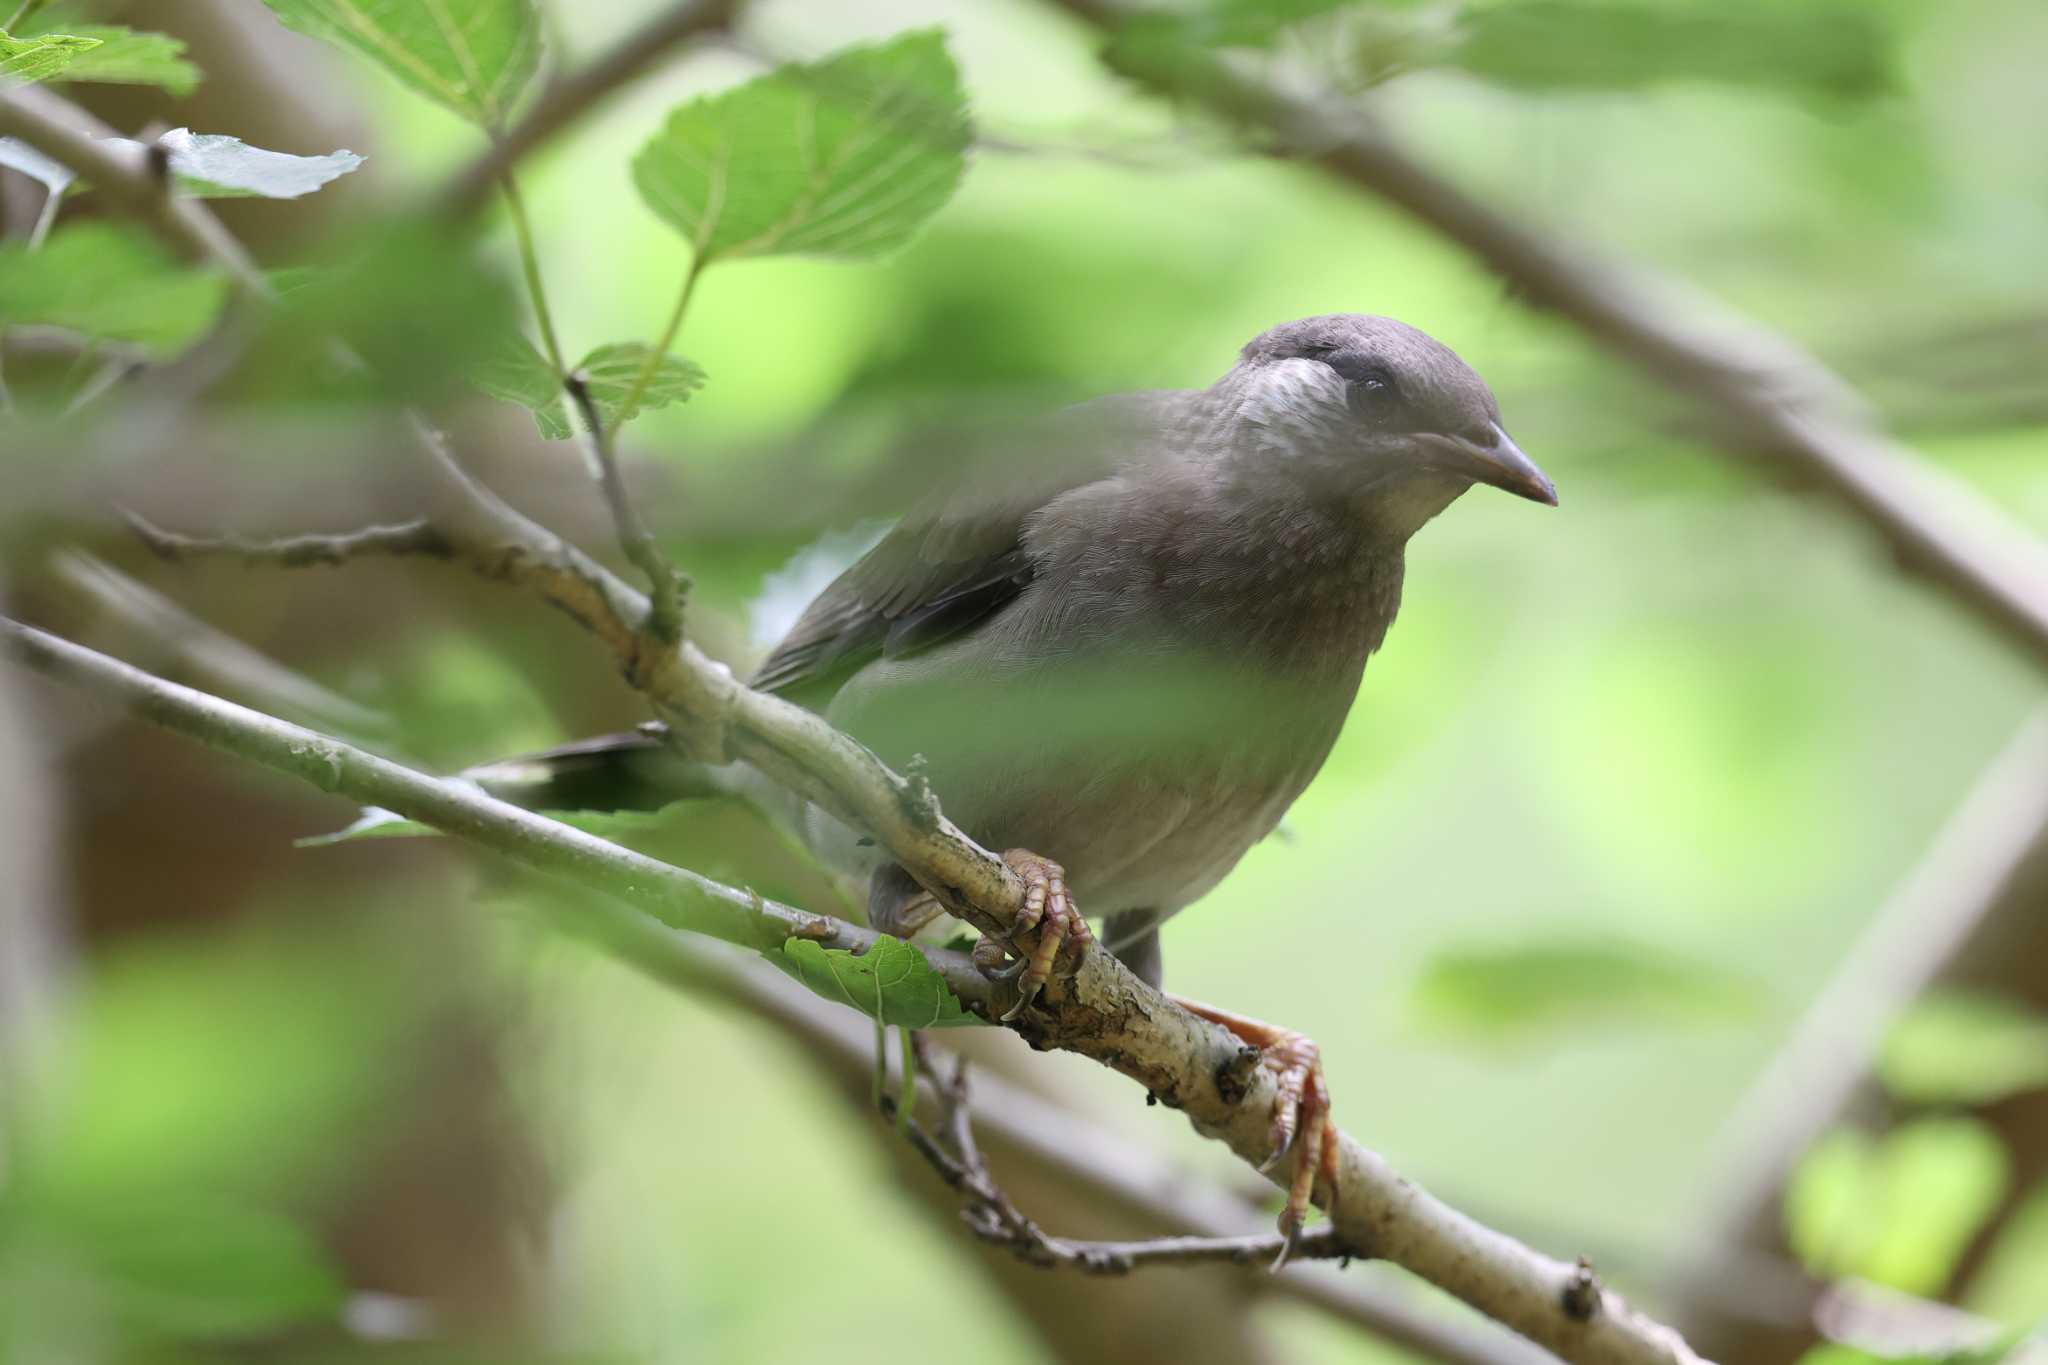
(896, 1026, 918, 1137)
(4, 0, 47, 31)
(499, 173, 566, 374)
(613, 252, 703, 435)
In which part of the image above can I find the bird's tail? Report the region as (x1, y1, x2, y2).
(465, 723, 774, 815)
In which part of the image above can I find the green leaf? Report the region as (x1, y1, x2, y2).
(773, 935, 982, 1029)
(32, 24, 201, 95)
(1409, 937, 1758, 1043)
(1445, 2, 1895, 101)
(1882, 990, 2048, 1107)
(0, 221, 225, 356)
(1786, 1118, 2009, 1296)
(571, 342, 705, 430)
(470, 329, 570, 439)
(632, 29, 970, 265)
(0, 29, 100, 84)
(256, 0, 542, 127)
(23, 1196, 345, 1341)
(102, 129, 363, 199)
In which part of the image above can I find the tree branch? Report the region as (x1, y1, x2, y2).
(433, 0, 742, 218)
(563, 373, 688, 643)
(1048, 0, 2048, 677)
(124, 510, 449, 568)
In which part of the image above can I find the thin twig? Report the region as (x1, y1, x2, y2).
(125, 510, 450, 568)
(501, 173, 567, 374)
(888, 1039, 1353, 1275)
(434, 0, 743, 218)
(563, 374, 689, 643)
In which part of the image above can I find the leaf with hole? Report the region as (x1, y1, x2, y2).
(0, 29, 101, 84)
(0, 221, 225, 356)
(633, 29, 970, 264)
(774, 935, 982, 1029)
(256, 0, 542, 127)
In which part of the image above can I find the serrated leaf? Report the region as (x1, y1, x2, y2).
(1445, 1, 1895, 100)
(0, 29, 101, 84)
(469, 329, 570, 438)
(0, 221, 225, 355)
(572, 342, 704, 431)
(1410, 937, 1759, 1043)
(296, 797, 682, 848)
(1880, 990, 2048, 1107)
(256, 0, 541, 128)
(632, 29, 969, 265)
(101, 128, 363, 200)
(31, 23, 200, 95)
(773, 935, 982, 1029)
(0, 134, 75, 195)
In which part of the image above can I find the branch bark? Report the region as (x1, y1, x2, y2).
(1047, 0, 2048, 678)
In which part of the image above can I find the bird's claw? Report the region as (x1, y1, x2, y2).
(974, 848, 1091, 1021)
(1172, 998, 1342, 1249)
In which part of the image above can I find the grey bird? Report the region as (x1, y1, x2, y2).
(483, 314, 1555, 1233)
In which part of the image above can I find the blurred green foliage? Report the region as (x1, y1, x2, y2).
(4, 0, 2048, 1362)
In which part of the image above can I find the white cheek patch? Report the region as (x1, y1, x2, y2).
(1242, 358, 1350, 452)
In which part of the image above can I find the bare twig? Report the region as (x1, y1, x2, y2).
(889, 1037, 1353, 1275)
(0, 617, 964, 997)
(433, 0, 742, 218)
(125, 510, 450, 569)
(563, 374, 688, 643)
(1049, 0, 2048, 678)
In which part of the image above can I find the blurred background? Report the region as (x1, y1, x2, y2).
(2, 0, 2046, 1362)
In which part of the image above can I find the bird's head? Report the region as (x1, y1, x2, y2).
(1214, 314, 1556, 522)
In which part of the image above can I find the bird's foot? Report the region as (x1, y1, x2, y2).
(1171, 996, 1341, 1263)
(971, 849, 1092, 1021)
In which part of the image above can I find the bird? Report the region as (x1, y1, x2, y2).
(480, 313, 1556, 1239)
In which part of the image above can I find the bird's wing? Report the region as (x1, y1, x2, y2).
(751, 390, 1183, 700)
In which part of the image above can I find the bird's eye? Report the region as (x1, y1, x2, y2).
(1321, 353, 1393, 394)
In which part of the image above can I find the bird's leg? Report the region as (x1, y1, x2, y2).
(1170, 996, 1341, 1257)
(867, 862, 949, 939)
(975, 849, 1093, 1021)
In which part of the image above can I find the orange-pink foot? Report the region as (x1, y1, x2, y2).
(974, 849, 1092, 1021)
(1172, 997, 1341, 1262)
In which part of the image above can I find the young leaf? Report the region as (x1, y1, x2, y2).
(571, 342, 705, 430)
(121, 129, 363, 200)
(774, 935, 982, 1029)
(470, 329, 570, 439)
(256, 0, 542, 128)
(632, 29, 970, 265)
(0, 30, 102, 84)
(29, 23, 201, 96)
(0, 221, 225, 355)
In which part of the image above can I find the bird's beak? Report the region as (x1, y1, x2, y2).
(1427, 423, 1558, 506)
